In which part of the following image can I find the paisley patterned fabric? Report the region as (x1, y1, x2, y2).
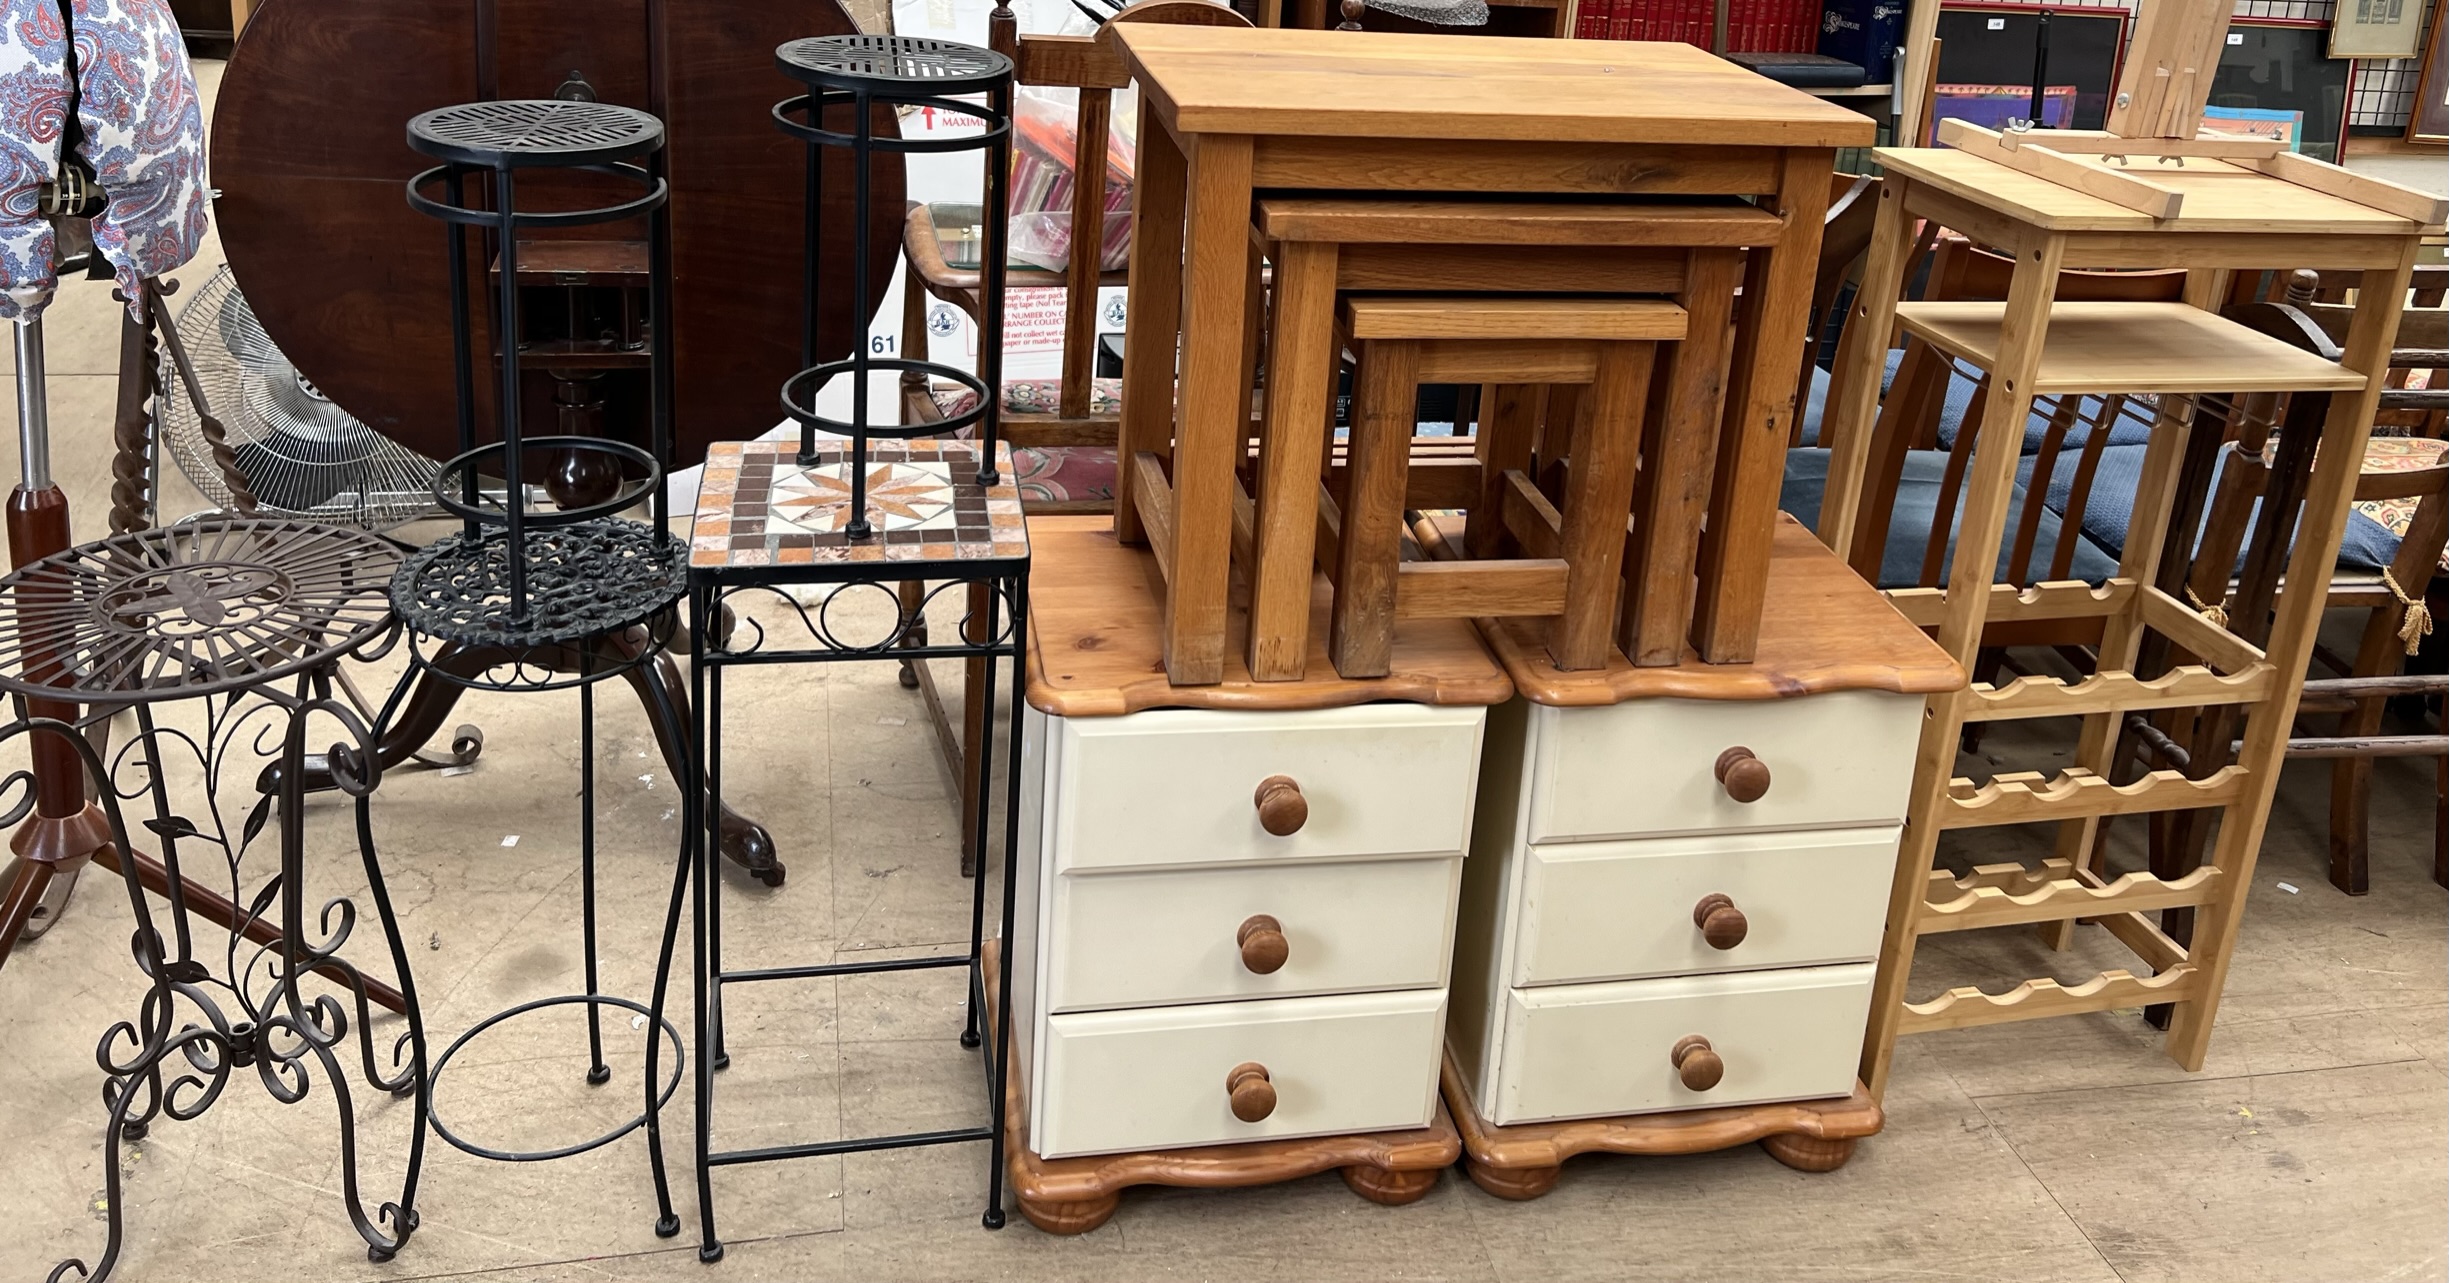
(0, 0, 207, 320)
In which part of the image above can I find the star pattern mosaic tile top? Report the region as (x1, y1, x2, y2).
(690, 439, 1028, 568)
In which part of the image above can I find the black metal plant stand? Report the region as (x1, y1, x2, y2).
(0, 517, 428, 1283)
(391, 99, 691, 1235)
(650, 35, 1025, 1263)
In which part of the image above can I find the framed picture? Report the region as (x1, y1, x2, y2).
(1931, 4, 2127, 133)
(1932, 83, 2079, 141)
(2200, 103, 2303, 150)
(2211, 20, 2350, 162)
(2412, 8, 2449, 145)
(2329, 0, 2423, 60)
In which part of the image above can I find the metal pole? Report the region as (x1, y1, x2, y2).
(2028, 11, 2052, 127)
(15, 317, 52, 491)
(846, 88, 874, 540)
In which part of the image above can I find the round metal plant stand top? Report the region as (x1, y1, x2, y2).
(392, 519, 688, 651)
(0, 516, 401, 703)
(407, 99, 665, 168)
(775, 34, 1011, 95)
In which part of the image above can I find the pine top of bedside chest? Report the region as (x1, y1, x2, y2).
(1442, 513, 1965, 706)
(1024, 515, 1513, 718)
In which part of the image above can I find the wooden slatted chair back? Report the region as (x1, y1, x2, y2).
(987, 0, 1252, 423)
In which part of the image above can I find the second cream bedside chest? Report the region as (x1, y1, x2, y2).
(1426, 514, 1962, 1197)
(995, 516, 1512, 1231)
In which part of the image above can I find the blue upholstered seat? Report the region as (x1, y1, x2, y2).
(1795, 354, 2155, 454)
(1781, 448, 2123, 589)
(2019, 444, 2407, 576)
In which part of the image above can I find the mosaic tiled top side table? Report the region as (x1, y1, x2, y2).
(688, 439, 1029, 570)
(659, 436, 1029, 1260)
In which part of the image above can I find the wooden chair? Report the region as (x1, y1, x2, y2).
(2146, 277, 2449, 895)
(891, 0, 1249, 875)
(895, 0, 1252, 515)
(1795, 171, 1880, 432)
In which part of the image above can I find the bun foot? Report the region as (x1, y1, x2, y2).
(1340, 1164, 1437, 1205)
(1463, 1158, 1559, 1201)
(1016, 1192, 1119, 1235)
(1761, 1132, 1855, 1172)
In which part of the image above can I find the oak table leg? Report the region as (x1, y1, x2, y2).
(1622, 249, 1742, 666)
(1247, 239, 1340, 680)
(1114, 94, 1189, 549)
(1157, 132, 1254, 686)
(1693, 147, 1837, 663)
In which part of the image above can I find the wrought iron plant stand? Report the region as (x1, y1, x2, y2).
(651, 34, 1028, 1261)
(0, 516, 429, 1282)
(390, 97, 692, 1232)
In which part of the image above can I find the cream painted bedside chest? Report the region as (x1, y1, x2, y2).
(993, 516, 1514, 1232)
(1431, 515, 1962, 1197)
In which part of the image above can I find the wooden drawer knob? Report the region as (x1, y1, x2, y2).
(1692, 893, 1748, 949)
(1236, 914, 1289, 974)
(1713, 747, 1772, 803)
(1671, 1035, 1724, 1092)
(1254, 775, 1308, 836)
(1227, 1062, 1276, 1122)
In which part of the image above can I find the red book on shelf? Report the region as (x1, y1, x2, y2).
(1573, 0, 1607, 40)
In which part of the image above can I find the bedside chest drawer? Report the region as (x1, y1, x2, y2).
(1050, 704, 1484, 873)
(1489, 964, 1873, 1126)
(1035, 989, 1446, 1158)
(1046, 856, 1461, 1013)
(1513, 827, 1898, 986)
(1525, 691, 1918, 843)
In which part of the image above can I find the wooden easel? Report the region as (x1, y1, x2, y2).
(1822, 0, 2447, 1097)
(1918, 0, 2442, 225)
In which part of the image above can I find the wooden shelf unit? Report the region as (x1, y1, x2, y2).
(1817, 139, 2439, 1098)
(1894, 301, 2372, 396)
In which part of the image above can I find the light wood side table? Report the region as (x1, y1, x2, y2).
(1107, 26, 1873, 685)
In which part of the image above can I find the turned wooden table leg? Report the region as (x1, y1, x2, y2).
(1761, 1132, 1857, 1172)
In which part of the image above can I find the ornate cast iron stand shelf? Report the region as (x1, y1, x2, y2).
(0, 516, 429, 1283)
(650, 34, 1024, 1263)
(390, 97, 691, 1231)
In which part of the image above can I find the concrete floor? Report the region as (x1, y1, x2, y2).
(3, 58, 2447, 1283)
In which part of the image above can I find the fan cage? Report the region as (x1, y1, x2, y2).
(158, 266, 445, 535)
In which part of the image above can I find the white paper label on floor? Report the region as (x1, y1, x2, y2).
(440, 764, 474, 778)
(501, 835, 520, 848)
(2276, 881, 2299, 893)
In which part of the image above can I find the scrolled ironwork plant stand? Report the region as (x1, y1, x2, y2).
(0, 516, 429, 1283)
(650, 34, 1025, 1263)
(391, 97, 692, 1235)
